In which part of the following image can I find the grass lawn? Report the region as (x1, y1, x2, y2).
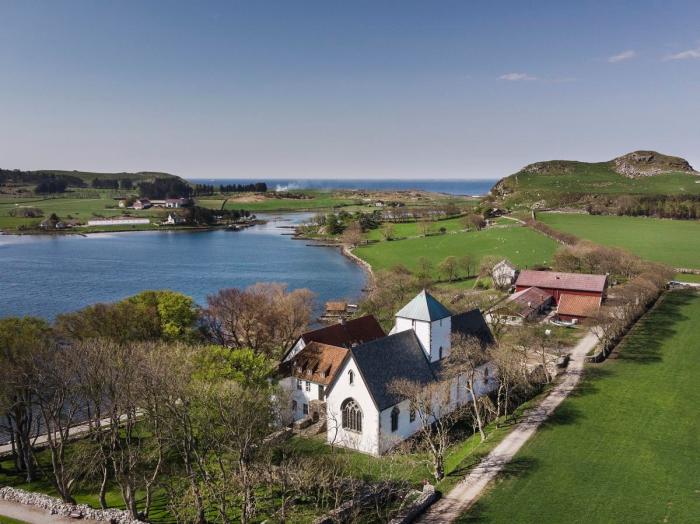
(354, 226, 558, 274)
(0, 516, 29, 524)
(461, 290, 700, 523)
(675, 273, 700, 283)
(538, 212, 700, 269)
(364, 216, 468, 241)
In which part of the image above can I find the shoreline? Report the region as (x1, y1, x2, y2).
(0, 221, 263, 237)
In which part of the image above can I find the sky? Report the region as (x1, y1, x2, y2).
(1, 1, 699, 180)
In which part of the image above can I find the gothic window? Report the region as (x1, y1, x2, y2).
(341, 398, 362, 433)
(391, 407, 400, 432)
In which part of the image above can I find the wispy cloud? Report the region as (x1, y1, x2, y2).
(498, 72, 537, 81)
(608, 50, 636, 63)
(664, 47, 700, 60)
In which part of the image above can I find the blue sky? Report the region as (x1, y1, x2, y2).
(1, 1, 698, 179)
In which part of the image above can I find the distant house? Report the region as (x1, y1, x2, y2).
(132, 198, 152, 210)
(490, 286, 554, 324)
(87, 218, 150, 227)
(165, 197, 191, 208)
(118, 199, 127, 208)
(492, 259, 518, 288)
(163, 213, 186, 225)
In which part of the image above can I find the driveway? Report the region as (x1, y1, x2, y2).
(418, 330, 599, 523)
(0, 499, 77, 523)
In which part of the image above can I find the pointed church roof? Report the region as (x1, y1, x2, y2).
(395, 289, 452, 322)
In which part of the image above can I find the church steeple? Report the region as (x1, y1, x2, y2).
(393, 290, 452, 362)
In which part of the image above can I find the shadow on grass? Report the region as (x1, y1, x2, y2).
(454, 457, 540, 523)
(609, 291, 694, 366)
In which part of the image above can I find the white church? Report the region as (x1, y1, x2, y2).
(280, 290, 495, 455)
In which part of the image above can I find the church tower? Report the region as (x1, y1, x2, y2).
(393, 290, 452, 362)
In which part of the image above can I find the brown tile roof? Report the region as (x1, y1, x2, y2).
(557, 294, 601, 318)
(516, 270, 607, 293)
(300, 315, 386, 348)
(505, 287, 554, 317)
(287, 342, 349, 386)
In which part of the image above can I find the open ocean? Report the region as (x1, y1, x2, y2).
(187, 178, 497, 196)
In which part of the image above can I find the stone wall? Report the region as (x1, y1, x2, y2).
(0, 486, 146, 523)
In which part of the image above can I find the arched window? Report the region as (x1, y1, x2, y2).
(341, 398, 362, 433)
(391, 406, 400, 432)
(348, 370, 354, 385)
(438, 346, 443, 360)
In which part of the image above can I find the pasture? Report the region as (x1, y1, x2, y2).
(354, 226, 558, 274)
(461, 290, 700, 523)
(538, 212, 700, 269)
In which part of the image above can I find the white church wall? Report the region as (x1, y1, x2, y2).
(430, 317, 452, 362)
(326, 357, 381, 455)
(280, 376, 324, 421)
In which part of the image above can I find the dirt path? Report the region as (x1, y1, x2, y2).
(0, 499, 77, 523)
(418, 330, 599, 523)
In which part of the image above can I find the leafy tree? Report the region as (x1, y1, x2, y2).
(194, 346, 275, 388)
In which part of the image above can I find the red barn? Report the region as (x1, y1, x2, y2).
(514, 270, 607, 322)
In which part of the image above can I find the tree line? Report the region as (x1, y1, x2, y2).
(138, 177, 193, 199)
(192, 183, 268, 196)
(92, 178, 133, 190)
(586, 194, 700, 220)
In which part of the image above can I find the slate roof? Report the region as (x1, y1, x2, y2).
(299, 315, 386, 348)
(284, 342, 349, 386)
(451, 309, 495, 345)
(557, 294, 601, 318)
(503, 287, 554, 318)
(395, 290, 452, 322)
(515, 270, 607, 293)
(348, 330, 437, 411)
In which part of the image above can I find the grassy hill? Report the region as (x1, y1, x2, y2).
(31, 169, 179, 183)
(492, 150, 700, 207)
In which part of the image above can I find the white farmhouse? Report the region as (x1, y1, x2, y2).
(280, 290, 495, 455)
(492, 259, 518, 289)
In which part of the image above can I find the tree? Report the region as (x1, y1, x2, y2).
(194, 346, 275, 388)
(417, 220, 431, 237)
(416, 256, 434, 280)
(341, 221, 363, 247)
(458, 254, 474, 279)
(465, 213, 486, 231)
(441, 334, 491, 441)
(438, 256, 458, 282)
(489, 342, 531, 421)
(0, 317, 53, 482)
(129, 290, 199, 341)
(204, 283, 314, 358)
(380, 223, 395, 241)
(513, 326, 554, 383)
(388, 379, 459, 481)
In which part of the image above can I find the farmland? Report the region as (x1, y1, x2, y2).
(538, 212, 700, 269)
(354, 224, 558, 273)
(461, 290, 700, 523)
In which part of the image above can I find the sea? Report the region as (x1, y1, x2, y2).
(0, 214, 366, 320)
(188, 178, 496, 196)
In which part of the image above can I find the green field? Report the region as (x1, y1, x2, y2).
(0, 196, 167, 231)
(538, 212, 700, 269)
(462, 290, 700, 523)
(0, 516, 29, 524)
(355, 226, 558, 273)
(364, 216, 472, 241)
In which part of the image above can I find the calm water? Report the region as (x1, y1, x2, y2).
(191, 178, 496, 196)
(0, 214, 366, 320)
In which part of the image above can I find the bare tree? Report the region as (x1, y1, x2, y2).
(388, 380, 459, 481)
(204, 283, 315, 358)
(441, 334, 491, 441)
(341, 221, 363, 247)
(417, 220, 431, 237)
(381, 223, 395, 241)
(458, 254, 474, 279)
(438, 256, 459, 282)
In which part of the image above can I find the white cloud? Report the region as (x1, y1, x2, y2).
(664, 47, 700, 60)
(608, 50, 636, 63)
(498, 72, 537, 81)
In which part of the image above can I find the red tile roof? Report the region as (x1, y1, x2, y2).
(300, 315, 386, 348)
(515, 270, 607, 293)
(557, 294, 601, 318)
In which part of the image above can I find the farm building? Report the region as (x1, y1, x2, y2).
(514, 270, 607, 322)
(490, 286, 554, 324)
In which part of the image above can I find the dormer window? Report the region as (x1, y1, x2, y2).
(348, 370, 354, 385)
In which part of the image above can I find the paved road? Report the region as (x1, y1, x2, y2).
(0, 499, 77, 523)
(418, 330, 599, 523)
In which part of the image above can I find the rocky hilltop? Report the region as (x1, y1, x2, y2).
(612, 150, 696, 178)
